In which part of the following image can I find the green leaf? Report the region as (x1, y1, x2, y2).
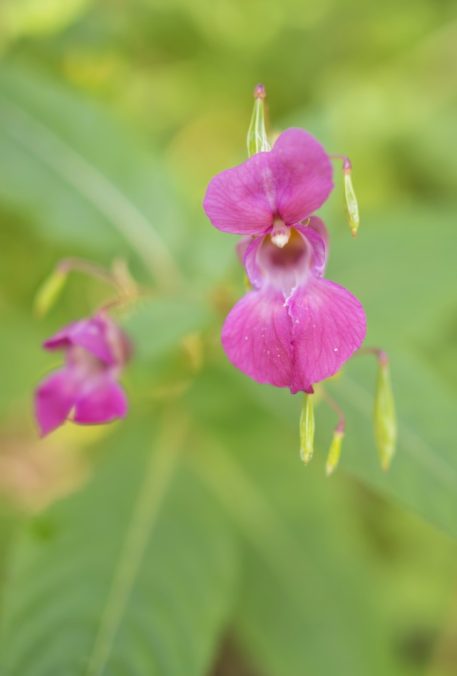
(1, 0, 92, 40)
(190, 401, 401, 676)
(124, 295, 209, 363)
(0, 419, 238, 675)
(334, 352, 457, 538)
(0, 64, 182, 286)
(0, 309, 46, 420)
(319, 205, 457, 537)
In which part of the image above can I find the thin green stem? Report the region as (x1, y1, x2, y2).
(57, 257, 121, 290)
(320, 388, 346, 434)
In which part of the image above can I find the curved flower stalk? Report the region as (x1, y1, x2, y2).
(35, 313, 131, 436)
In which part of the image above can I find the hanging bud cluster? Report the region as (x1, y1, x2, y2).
(297, 348, 397, 476)
(299, 391, 346, 476)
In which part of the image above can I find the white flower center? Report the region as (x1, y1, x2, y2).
(271, 219, 290, 248)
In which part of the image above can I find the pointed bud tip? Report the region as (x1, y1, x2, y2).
(325, 463, 336, 477)
(300, 448, 313, 464)
(381, 455, 393, 471)
(247, 84, 270, 156)
(325, 430, 344, 477)
(351, 228, 358, 238)
(254, 83, 266, 99)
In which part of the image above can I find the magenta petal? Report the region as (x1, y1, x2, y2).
(67, 316, 117, 365)
(203, 152, 277, 235)
(44, 316, 121, 365)
(272, 129, 333, 226)
(294, 217, 329, 278)
(35, 369, 77, 436)
(73, 378, 127, 425)
(43, 322, 79, 351)
(221, 289, 293, 387)
(203, 129, 333, 235)
(287, 280, 367, 393)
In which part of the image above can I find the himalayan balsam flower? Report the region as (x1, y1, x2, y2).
(203, 128, 366, 394)
(35, 314, 130, 436)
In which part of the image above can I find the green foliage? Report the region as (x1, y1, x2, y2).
(0, 0, 92, 42)
(0, 421, 238, 675)
(0, 3, 456, 675)
(192, 423, 399, 676)
(0, 66, 183, 285)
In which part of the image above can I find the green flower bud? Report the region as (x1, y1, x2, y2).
(326, 429, 344, 476)
(34, 269, 67, 318)
(299, 393, 315, 464)
(343, 164, 360, 237)
(374, 354, 397, 470)
(247, 84, 271, 157)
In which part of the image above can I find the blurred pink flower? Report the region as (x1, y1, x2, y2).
(35, 314, 131, 436)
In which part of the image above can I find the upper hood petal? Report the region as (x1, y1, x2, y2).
(43, 314, 130, 367)
(272, 129, 333, 226)
(203, 128, 333, 235)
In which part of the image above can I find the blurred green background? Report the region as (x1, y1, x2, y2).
(0, 1, 456, 674)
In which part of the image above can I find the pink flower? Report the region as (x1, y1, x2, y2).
(35, 314, 131, 436)
(203, 128, 366, 393)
